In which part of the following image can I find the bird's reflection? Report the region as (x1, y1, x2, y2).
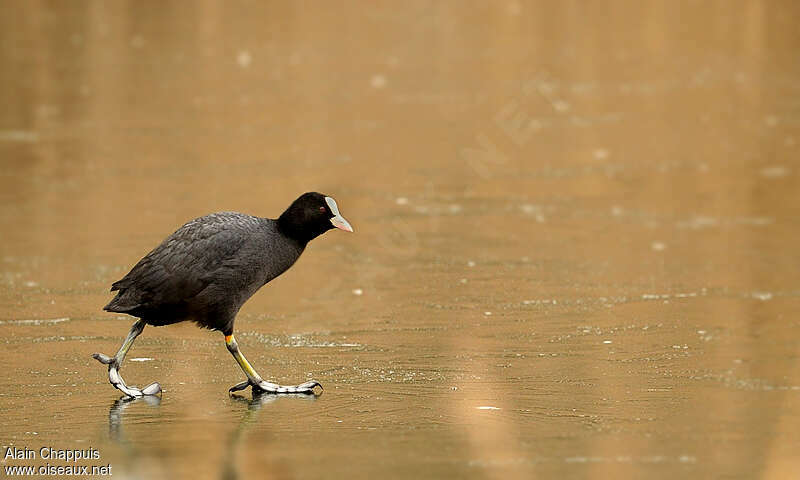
(109, 395, 161, 442)
(106, 391, 320, 480)
(221, 391, 320, 480)
(106, 394, 161, 478)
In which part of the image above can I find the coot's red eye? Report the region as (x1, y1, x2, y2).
(319, 207, 326, 212)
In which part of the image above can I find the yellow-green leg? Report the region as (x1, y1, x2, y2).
(93, 320, 161, 398)
(225, 334, 321, 394)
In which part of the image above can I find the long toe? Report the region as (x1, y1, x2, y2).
(108, 365, 150, 398)
(229, 380, 251, 393)
(253, 380, 322, 394)
(253, 381, 281, 394)
(116, 384, 144, 398)
(92, 353, 114, 365)
(141, 382, 162, 396)
(296, 380, 323, 391)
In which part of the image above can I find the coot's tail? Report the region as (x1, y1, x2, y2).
(103, 289, 141, 313)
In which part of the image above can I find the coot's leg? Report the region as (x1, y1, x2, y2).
(92, 320, 162, 398)
(224, 334, 321, 394)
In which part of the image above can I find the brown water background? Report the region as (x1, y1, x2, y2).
(1, 1, 799, 479)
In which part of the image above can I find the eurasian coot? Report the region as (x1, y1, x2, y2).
(92, 192, 353, 397)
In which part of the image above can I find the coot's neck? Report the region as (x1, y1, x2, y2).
(276, 214, 327, 246)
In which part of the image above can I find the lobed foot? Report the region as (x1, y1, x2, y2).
(93, 352, 162, 398)
(228, 379, 322, 395)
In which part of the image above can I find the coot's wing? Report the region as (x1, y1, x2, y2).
(105, 213, 256, 312)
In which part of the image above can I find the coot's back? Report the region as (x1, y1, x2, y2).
(104, 212, 304, 332)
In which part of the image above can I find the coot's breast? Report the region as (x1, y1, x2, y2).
(182, 218, 305, 332)
(199, 220, 305, 307)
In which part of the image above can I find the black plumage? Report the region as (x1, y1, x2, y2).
(104, 211, 304, 335)
(94, 192, 353, 397)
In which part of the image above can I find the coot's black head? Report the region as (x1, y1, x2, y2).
(277, 192, 353, 244)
